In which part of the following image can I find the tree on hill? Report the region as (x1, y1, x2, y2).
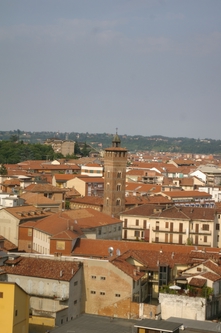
(0, 164, 7, 175)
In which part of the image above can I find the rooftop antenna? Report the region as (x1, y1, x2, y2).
(116, 249, 121, 257)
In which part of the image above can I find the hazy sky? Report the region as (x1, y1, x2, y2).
(1, 0, 221, 139)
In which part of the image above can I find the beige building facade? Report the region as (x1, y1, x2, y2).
(121, 205, 221, 248)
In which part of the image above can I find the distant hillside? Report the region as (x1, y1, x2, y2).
(0, 130, 221, 155)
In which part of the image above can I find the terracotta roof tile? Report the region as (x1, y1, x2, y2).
(70, 196, 103, 206)
(25, 183, 65, 193)
(188, 277, 206, 287)
(20, 193, 59, 206)
(54, 174, 78, 181)
(32, 213, 83, 237)
(150, 206, 215, 221)
(4, 205, 53, 220)
(4, 257, 81, 281)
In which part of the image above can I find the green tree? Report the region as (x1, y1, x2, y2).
(81, 142, 90, 157)
(0, 164, 7, 175)
(74, 141, 81, 155)
(10, 135, 19, 142)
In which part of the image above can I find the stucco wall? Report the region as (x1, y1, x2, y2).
(0, 210, 19, 245)
(159, 293, 206, 321)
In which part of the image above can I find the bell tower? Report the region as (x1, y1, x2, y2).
(103, 131, 127, 217)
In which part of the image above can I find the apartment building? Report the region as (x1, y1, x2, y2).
(0, 205, 52, 246)
(3, 255, 82, 326)
(121, 205, 221, 248)
(44, 138, 75, 156)
(80, 163, 103, 177)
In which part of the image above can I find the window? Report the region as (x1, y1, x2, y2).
(56, 241, 65, 250)
(100, 292, 105, 295)
(118, 226, 121, 231)
(165, 222, 169, 228)
(202, 224, 209, 231)
(74, 281, 78, 286)
(136, 219, 139, 226)
(216, 224, 220, 231)
(143, 220, 147, 229)
(28, 243, 31, 249)
(159, 265, 169, 286)
(98, 228, 102, 235)
(115, 294, 121, 297)
(134, 230, 140, 237)
(124, 219, 127, 227)
(15, 310, 18, 316)
(28, 228, 32, 236)
(204, 236, 207, 242)
(106, 198, 109, 206)
(74, 300, 77, 304)
(0, 292, 3, 298)
(91, 275, 96, 279)
(117, 184, 121, 191)
(100, 276, 106, 280)
(90, 290, 96, 294)
(117, 172, 122, 178)
(116, 199, 121, 206)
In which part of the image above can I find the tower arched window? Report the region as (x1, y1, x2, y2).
(106, 198, 109, 206)
(116, 199, 121, 206)
(117, 184, 121, 191)
(117, 171, 122, 178)
(107, 183, 110, 190)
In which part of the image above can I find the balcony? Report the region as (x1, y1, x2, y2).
(191, 229, 211, 235)
(152, 227, 186, 234)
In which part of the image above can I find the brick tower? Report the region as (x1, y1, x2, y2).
(103, 131, 127, 217)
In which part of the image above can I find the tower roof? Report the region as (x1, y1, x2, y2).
(112, 130, 121, 148)
(105, 131, 127, 152)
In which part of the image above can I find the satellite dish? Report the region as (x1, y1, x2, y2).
(108, 247, 114, 256)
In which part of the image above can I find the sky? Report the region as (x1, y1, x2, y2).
(1, 0, 221, 140)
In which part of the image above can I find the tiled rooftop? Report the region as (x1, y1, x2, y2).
(4, 256, 81, 281)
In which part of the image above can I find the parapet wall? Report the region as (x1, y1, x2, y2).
(159, 293, 206, 321)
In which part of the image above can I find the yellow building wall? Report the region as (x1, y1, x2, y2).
(0, 283, 14, 333)
(0, 282, 29, 333)
(29, 316, 55, 327)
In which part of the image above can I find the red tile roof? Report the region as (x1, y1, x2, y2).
(4, 257, 81, 281)
(72, 238, 210, 259)
(150, 206, 216, 221)
(20, 193, 59, 206)
(4, 205, 53, 220)
(25, 183, 65, 193)
(31, 213, 83, 237)
(189, 277, 206, 287)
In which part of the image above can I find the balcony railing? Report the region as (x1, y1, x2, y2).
(152, 227, 186, 234)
